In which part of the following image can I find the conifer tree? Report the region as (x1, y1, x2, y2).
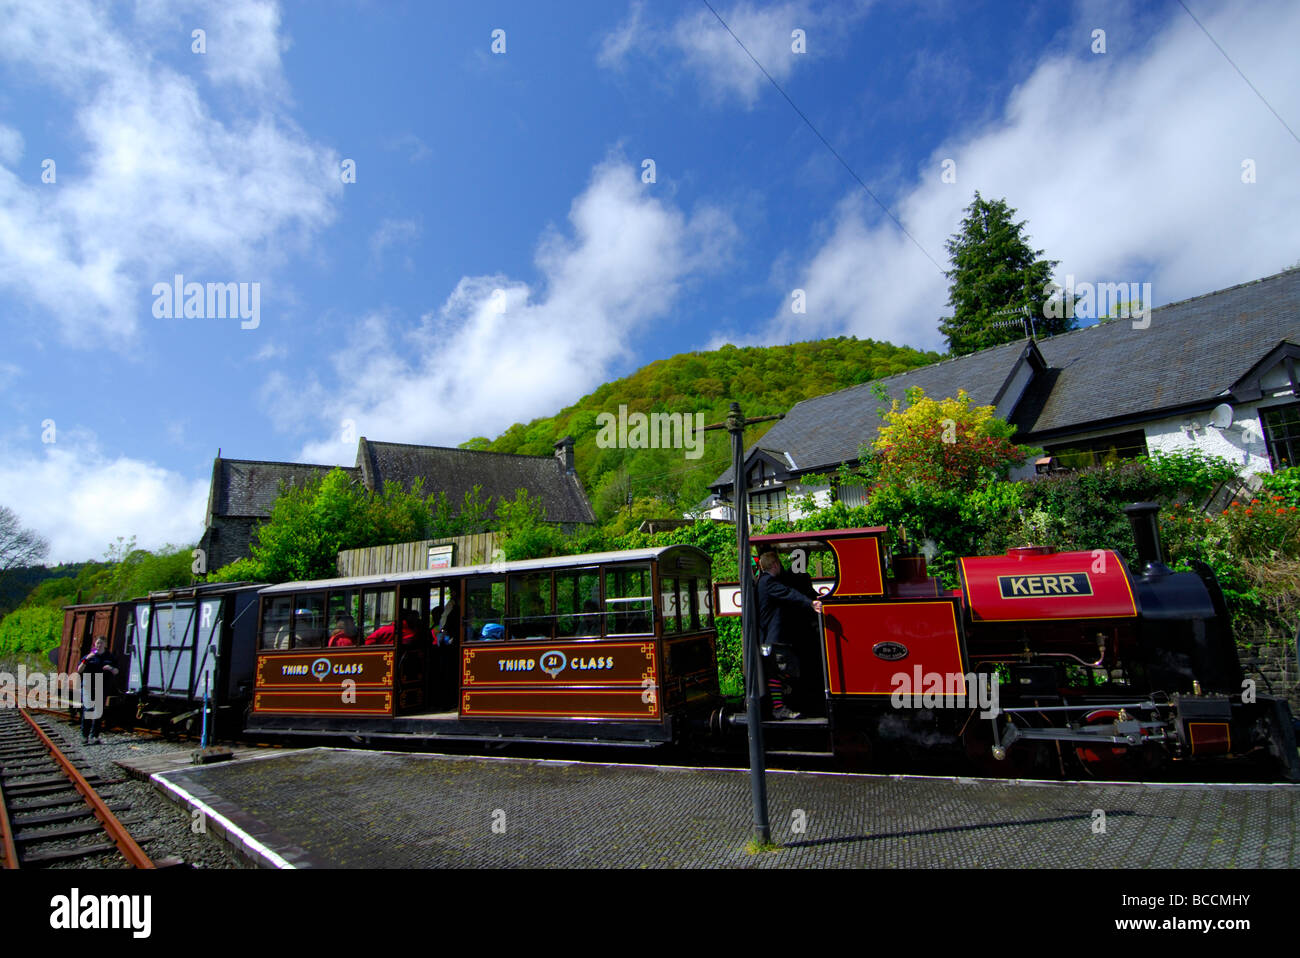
(938, 192, 1074, 356)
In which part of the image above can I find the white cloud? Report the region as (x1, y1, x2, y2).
(385, 133, 433, 164)
(0, 125, 22, 167)
(600, 1, 870, 108)
(0, 441, 209, 563)
(368, 218, 422, 270)
(252, 341, 286, 362)
(762, 0, 1300, 351)
(0, 0, 339, 347)
(292, 157, 736, 464)
(597, 0, 648, 70)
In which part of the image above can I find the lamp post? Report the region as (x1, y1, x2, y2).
(706, 401, 783, 845)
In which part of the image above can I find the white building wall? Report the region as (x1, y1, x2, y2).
(786, 483, 832, 520)
(1142, 405, 1274, 475)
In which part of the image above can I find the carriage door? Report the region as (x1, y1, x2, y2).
(91, 609, 118, 693)
(429, 583, 457, 710)
(395, 588, 428, 714)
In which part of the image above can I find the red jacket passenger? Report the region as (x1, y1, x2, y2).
(364, 617, 430, 646)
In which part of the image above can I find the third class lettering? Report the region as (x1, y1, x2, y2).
(497, 657, 615, 672)
(998, 574, 1092, 598)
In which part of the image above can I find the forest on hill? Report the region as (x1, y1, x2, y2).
(463, 337, 941, 522)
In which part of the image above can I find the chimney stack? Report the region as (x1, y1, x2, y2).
(554, 435, 576, 474)
(1123, 502, 1171, 578)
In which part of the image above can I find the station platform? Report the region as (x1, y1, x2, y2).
(143, 747, 1300, 868)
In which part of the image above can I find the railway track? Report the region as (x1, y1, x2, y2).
(0, 708, 156, 869)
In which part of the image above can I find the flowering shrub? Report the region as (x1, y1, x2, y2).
(872, 388, 1030, 492)
(1161, 498, 1300, 629)
(1260, 466, 1300, 508)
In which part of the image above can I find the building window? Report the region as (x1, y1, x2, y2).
(836, 483, 869, 508)
(748, 487, 788, 525)
(1044, 430, 1148, 470)
(1262, 402, 1300, 470)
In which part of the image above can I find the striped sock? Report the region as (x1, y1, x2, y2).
(768, 677, 784, 710)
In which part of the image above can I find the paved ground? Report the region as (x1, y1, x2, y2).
(146, 747, 1300, 868)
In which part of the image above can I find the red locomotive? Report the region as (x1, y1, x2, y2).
(718, 502, 1300, 781)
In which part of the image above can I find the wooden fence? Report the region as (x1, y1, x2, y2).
(337, 533, 500, 577)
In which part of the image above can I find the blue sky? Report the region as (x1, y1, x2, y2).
(1, 0, 1298, 562)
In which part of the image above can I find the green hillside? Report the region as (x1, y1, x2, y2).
(466, 337, 942, 521)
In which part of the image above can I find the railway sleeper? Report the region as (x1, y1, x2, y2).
(7, 793, 97, 812)
(14, 802, 131, 827)
(3, 772, 110, 788)
(14, 816, 145, 845)
(20, 834, 155, 866)
(3, 763, 100, 781)
(5, 776, 121, 795)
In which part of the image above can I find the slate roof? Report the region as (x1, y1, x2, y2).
(205, 439, 595, 527)
(207, 459, 357, 520)
(356, 438, 595, 523)
(712, 267, 1300, 489)
(1020, 268, 1300, 438)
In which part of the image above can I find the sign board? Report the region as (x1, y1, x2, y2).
(428, 544, 455, 570)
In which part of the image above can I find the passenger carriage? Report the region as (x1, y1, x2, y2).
(243, 545, 721, 746)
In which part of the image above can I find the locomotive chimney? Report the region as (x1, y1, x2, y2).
(1123, 502, 1172, 578)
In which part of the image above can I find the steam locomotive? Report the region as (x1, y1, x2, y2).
(54, 503, 1300, 781)
(719, 502, 1300, 781)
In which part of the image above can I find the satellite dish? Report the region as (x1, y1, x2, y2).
(1208, 403, 1233, 429)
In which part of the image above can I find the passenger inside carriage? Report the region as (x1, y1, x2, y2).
(364, 610, 431, 646)
(327, 615, 359, 647)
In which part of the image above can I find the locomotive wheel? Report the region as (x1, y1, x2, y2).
(1071, 709, 1160, 780)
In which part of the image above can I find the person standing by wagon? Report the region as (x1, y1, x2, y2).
(756, 552, 822, 719)
(76, 636, 119, 745)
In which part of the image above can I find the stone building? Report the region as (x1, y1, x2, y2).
(199, 436, 593, 571)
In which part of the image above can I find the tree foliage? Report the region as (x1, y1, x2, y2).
(471, 336, 940, 521)
(0, 504, 49, 573)
(217, 470, 499, 583)
(938, 192, 1075, 356)
(496, 490, 570, 560)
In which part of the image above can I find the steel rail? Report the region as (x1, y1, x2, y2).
(0, 763, 18, 869)
(17, 708, 155, 869)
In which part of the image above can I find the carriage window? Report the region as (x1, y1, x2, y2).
(682, 578, 701, 631)
(661, 577, 681, 634)
(293, 593, 327, 648)
(508, 572, 553, 640)
(555, 570, 601, 638)
(605, 565, 653, 636)
(326, 590, 360, 646)
(696, 580, 714, 630)
(261, 596, 293, 650)
(361, 589, 396, 644)
(466, 576, 506, 641)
